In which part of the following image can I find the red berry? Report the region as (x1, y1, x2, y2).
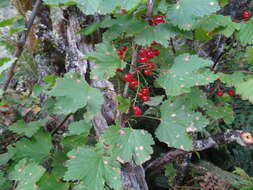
(123, 73, 134, 82)
(116, 68, 123, 72)
(139, 48, 147, 57)
(152, 49, 160, 56)
(153, 15, 165, 24)
(117, 50, 123, 55)
(141, 87, 149, 95)
(243, 11, 252, 19)
(146, 49, 154, 59)
(119, 55, 125, 60)
(144, 70, 152, 76)
(133, 105, 142, 116)
(216, 90, 224, 97)
(141, 96, 150, 102)
(117, 51, 124, 60)
(120, 46, 128, 52)
(151, 41, 159, 46)
(130, 80, 138, 87)
(228, 89, 235, 97)
(147, 62, 155, 70)
(139, 57, 148, 63)
(138, 92, 144, 98)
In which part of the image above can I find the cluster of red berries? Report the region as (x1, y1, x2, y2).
(117, 46, 128, 60)
(132, 88, 151, 116)
(138, 47, 160, 76)
(123, 73, 138, 87)
(242, 10, 252, 20)
(138, 87, 150, 102)
(152, 15, 165, 25)
(216, 89, 235, 97)
(133, 105, 142, 116)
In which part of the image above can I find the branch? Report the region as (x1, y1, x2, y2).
(145, 130, 253, 170)
(123, 42, 138, 98)
(51, 114, 72, 135)
(146, 0, 155, 21)
(3, 0, 42, 91)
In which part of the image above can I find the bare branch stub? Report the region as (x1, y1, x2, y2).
(4, 0, 42, 91)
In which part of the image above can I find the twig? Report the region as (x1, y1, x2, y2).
(170, 38, 176, 54)
(51, 114, 71, 135)
(3, 0, 42, 91)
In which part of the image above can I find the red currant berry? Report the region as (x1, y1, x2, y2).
(139, 57, 148, 63)
(152, 49, 160, 56)
(119, 55, 125, 60)
(228, 89, 235, 97)
(130, 80, 138, 87)
(133, 105, 142, 116)
(139, 48, 147, 57)
(120, 46, 128, 52)
(146, 49, 154, 59)
(153, 15, 165, 24)
(216, 90, 224, 97)
(151, 41, 159, 46)
(116, 68, 123, 72)
(147, 62, 155, 70)
(138, 92, 144, 98)
(117, 50, 123, 56)
(141, 87, 149, 95)
(141, 96, 150, 102)
(144, 70, 152, 76)
(123, 73, 134, 82)
(243, 11, 252, 19)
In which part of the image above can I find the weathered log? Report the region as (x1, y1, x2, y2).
(145, 130, 253, 170)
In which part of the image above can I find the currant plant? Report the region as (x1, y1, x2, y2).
(1, 0, 253, 189)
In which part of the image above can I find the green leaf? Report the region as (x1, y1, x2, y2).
(135, 23, 178, 48)
(218, 72, 247, 87)
(38, 173, 69, 190)
(9, 159, 45, 190)
(102, 125, 154, 164)
(0, 172, 6, 187)
(64, 120, 91, 136)
(48, 73, 103, 115)
(0, 57, 16, 75)
(236, 79, 253, 103)
(48, 0, 145, 15)
(204, 101, 234, 125)
(14, 130, 52, 162)
(171, 88, 208, 110)
(85, 43, 126, 80)
(64, 147, 122, 190)
(0, 146, 16, 164)
(103, 15, 146, 41)
(117, 96, 130, 113)
(43, 0, 76, 6)
(155, 100, 209, 150)
(157, 54, 217, 96)
(9, 119, 47, 137)
(0, 17, 19, 27)
(144, 95, 164, 106)
(236, 19, 253, 45)
(167, 0, 220, 30)
(51, 151, 68, 178)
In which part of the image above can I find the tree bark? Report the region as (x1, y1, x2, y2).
(51, 5, 149, 189)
